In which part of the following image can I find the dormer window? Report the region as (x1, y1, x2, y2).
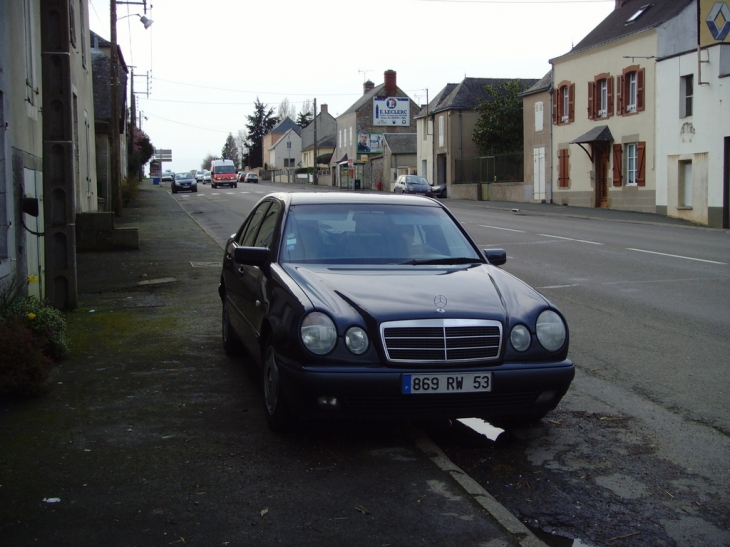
(626, 4, 651, 24)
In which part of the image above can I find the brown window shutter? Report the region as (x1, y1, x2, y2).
(552, 89, 559, 124)
(637, 141, 646, 185)
(617, 75, 624, 116)
(569, 84, 575, 123)
(612, 144, 623, 187)
(637, 68, 645, 112)
(558, 149, 570, 188)
(587, 81, 595, 120)
(607, 76, 614, 117)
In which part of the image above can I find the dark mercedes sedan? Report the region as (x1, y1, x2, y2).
(219, 193, 573, 431)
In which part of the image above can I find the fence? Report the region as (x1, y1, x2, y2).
(454, 152, 523, 184)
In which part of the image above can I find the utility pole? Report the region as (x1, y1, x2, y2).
(110, 0, 122, 216)
(313, 98, 318, 185)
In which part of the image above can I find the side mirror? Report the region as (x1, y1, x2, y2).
(483, 249, 507, 266)
(234, 246, 271, 267)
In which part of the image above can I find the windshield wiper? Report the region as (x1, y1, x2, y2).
(402, 257, 483, 266)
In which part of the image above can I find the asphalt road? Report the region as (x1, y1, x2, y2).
(174, 179, 730, 546)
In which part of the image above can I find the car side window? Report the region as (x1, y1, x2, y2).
(253, 202, 281, 248)
(238, 202, 271, 246)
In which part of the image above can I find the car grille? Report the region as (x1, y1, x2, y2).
(381, 319, 502, 363)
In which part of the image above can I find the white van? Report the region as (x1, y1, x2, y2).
(210, 159, 237, 188)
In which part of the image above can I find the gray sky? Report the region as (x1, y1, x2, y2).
(88, 0, 614, 173)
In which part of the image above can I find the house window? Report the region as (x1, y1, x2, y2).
(338, 130, 341, 149)
(535, 101, 544, 131)
(619, 66, 644, 115)
(552, 82, 574, 125)
(69, 2, 77, 48)
(438, 115, 444, 147)
(80, 1, 87, 68)
(588, 75, 613, 120)
(598, 79, 608, 117)
(679, 160, 693, 207)
(624, 141, 646, 186)
(23, 0, 36, 106)
(558, 149, 570, 188)
(680, 75, 693, 118)
(349, 127, 352, 147)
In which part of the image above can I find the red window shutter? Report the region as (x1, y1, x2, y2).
(552, 89, 559, 124)
(637, 68, 645, 112)
(607, 76, 614, 117)
(637, 141, 646, 186)
(612, 144, 623, 187)
(558, 149, 569, 188)
(587, 81, 595, 120)
(569, 84, 575, 123)
(616, 75, 624, 116)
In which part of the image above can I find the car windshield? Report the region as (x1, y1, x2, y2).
(216, 165, 236, 174)
(280, 203, 481, 265)
(176, 172, 193, 180)
(405, 176, 428, 185)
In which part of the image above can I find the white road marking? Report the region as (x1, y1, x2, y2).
(626, 248, 727, 265)
(539, 234, 603, 245)
(478, 225, 525, 233)
(537, 284, 580, 289)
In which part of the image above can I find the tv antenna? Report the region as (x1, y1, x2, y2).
(358, 68, 374, 82)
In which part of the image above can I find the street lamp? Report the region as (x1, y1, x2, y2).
(110, 1, 152, 216)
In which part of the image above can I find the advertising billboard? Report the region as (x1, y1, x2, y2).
(373, 97, 410, 126)
(357, 132, 384, 154)
(700, 0, 730, 46)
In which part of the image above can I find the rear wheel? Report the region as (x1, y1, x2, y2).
(262, 340, 293, 432)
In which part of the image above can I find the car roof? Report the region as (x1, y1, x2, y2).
(265, 192, 441, 207)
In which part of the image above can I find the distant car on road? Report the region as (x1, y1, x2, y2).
(171, 171, 197, 193)
(219, 192, 574, 431)
(195, 170, 205, 183)
(203, 171, 211, 184)
(394, 175, 433, 197)
(429, 180, 447, 198)
(243, 173, 259, 184)
(236, 171, 246, 183)
(161, 170, 174, 183)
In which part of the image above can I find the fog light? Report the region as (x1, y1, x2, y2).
(535, 391, 557, 404)
(316, 396, 340, 410)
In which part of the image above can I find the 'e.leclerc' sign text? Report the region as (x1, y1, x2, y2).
(373, 97, 410, 126)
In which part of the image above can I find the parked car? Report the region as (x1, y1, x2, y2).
(236, 171, 246, 183)
(161, 170, 174, 183)
(203, 171, 211, 184)
(429, 180, 447, 198)
(195, 170, 205, 183)
(243, 172, 259, 184)
(394, 175, 433, 197)
(219, 192, 574, 431)
(171, 171, 197, 193)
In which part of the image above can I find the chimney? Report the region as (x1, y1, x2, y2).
(363, 80, 375, 95)
(384, 70, 397, 94)
(320, 103, 328, 114)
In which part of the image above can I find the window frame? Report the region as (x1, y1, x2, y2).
(680, 74, 693, 118)
(552, 81, 575, 125)
(618, 65, 645, 116)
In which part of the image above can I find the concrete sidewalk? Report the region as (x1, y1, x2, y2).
(1, 181, 547, 547)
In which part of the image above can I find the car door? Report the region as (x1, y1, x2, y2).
(224, 201, 271, 351)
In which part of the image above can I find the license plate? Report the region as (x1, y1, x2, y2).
(401, 372, 492, 394)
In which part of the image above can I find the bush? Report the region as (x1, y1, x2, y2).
(0, 279, 69, 396)
(122, 175, 141, 204)
(0, 320, 54, 396)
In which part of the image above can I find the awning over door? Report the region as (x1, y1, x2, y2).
(570, 125, 613, 144)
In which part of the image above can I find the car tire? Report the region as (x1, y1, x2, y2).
(222, 302, 241, 356)
(262, 339, 293, 432)
(234, 183, 237, 188)
(193, 188, 197, 193)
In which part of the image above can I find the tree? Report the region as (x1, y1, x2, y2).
(297, 99, 313, 127)
(221, 133, 239, 167)
(277, 98, 296, 122)
(234, 129, 248, 169)
(244, 98, 277, 169)
(127, 127, 154, 179)
(201, 153, 215, 170)
(472, 80, 532, 156)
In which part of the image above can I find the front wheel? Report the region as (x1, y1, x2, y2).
(262, 340, 293, 432)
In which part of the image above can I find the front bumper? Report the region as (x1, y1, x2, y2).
(276, 357, 574, 422)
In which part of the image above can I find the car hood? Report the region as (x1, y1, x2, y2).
(282, 263, 549, 324)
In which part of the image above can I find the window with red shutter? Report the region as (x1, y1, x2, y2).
(607, 76, 614, 117)
(588, 81, 595, 120)
(612, 144, 623, 187)
(637, 68, 645, 112)
(569, 84, 575, 123)
(558, 149, 570, 187)
(637, 141, 646, 185)
(552, 89, 559, 125)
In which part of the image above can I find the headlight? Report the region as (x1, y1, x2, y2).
(510, 324, 531, 352)
(345, 327, 368, 355)
(536, 310, 566, 352)
(301, 312, 337, 355)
